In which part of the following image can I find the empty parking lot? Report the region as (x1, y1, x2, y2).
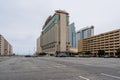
(0, 57, 120, 80)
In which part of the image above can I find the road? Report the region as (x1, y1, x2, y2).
(0, 57, 120, 80)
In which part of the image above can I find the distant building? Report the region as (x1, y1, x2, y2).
(36, 36, 42, 54)
(39, 10, 69, 55)
(78, 29, 120, 57)
(69, 23, 76, 48)
(0, 35, 13, 56)
(76, 26, 94, 47)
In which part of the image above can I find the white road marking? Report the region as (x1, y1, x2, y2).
(79, 76, 90, 80)
(101, 73, 120, 79)
(53, 64, 67, 68)
(54, 65, 66, 68)
(39, 66, 52, 69)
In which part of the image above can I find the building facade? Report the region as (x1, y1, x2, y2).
(76, 26, 94, 47)
(0, 35, 13, 56)
(78, 29, 120, 56)
(40, 10, 69, 55)
(36, 36, 42, 54)
(69, 23, 76, 48)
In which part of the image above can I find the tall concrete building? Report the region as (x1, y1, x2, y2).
(40, 10, 69, 55)
(76, 26, 94, 47)
(69, 23, 76, 48)
(78, 29, 120, 57)
(0, 35, 13, 56)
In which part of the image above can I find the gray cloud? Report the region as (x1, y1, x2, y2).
(0, 0, 120, 55)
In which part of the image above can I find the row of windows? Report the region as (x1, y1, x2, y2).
(86, 39, 120, 44)
(42, 14, 60, 32)
(42, 42, 56, 50)
(83, 45, 120, 49)
(87, 33, 120, 40)
(42, 45, 55, 50)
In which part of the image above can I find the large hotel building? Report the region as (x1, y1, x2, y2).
(78, 29, 120, 56)
(39, 10, 69, 55)
(0, 35, 13, 56)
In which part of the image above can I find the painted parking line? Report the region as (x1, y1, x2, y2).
(54, 65, 67, 68)
(79, 76, 90, 80)
(40, 66, 52, 68)
(53, 63, 67, 68)
(101, 73, 120, 79)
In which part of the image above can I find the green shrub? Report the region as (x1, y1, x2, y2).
(98, 50, 105, 57)
(37, 52, 47, 56)
(116, 48, 120, 57)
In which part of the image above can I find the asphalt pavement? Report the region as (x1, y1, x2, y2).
(0, 57, 120, 80)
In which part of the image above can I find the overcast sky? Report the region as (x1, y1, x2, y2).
(0, 0, 120, 55)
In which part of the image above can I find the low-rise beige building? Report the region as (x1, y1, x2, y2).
(0, 35, 13, 56)
(78, 29, 120, 56)
(69, 47, 78, 53)
(39, 10, 69, 55)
